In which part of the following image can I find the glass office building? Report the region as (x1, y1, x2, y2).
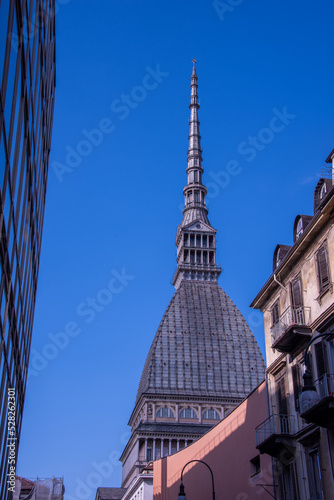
(0, 1, 56, 498)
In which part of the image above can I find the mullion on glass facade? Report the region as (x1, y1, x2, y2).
(0, 1, 55, 498)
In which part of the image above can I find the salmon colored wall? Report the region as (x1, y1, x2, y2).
(153, 382, 272, 500)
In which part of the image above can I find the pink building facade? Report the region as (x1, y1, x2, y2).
(153, 382, 273, 500)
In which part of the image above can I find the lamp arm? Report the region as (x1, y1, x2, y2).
(180, 460, 216, 500)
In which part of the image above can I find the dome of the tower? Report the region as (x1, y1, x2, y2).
(136, 280, 265, 403)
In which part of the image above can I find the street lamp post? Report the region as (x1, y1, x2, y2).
(177, 460, 216, 500)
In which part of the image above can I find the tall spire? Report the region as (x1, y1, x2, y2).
(182, 59, 208, 226)
(172, 62, 221, 289)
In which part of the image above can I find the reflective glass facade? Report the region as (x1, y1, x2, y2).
(0, 1, 55, 498)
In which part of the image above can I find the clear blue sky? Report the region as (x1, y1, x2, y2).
(16, 1, 334, 499)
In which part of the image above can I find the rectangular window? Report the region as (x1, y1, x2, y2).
(194, 190, 199, 202)
(280, 463, 300, 500)
(314, 342, 328, 379)
(250, 455, 261, 477)
(194, 170, 198, 182)
(291, 276, 304, 323)
(272, 300, 280, 326)
(203, 235, 207, 248)
(307, 448, 323, 500)
(291, 276, 303, 308)
(316, 244, 330, 293)
(292, 364, 302, 411)
(275, 373, 288, 415)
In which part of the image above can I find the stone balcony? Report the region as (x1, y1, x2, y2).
(271, 306, 312, 353)
(300, 373, 334, 428)
(255, 414, 296, 459)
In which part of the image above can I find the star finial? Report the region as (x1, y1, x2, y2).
(192, 58, 196, 66)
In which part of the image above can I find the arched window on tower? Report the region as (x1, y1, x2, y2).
(202, 409, 220, 420)
(179, 408, 198, 419)
(156, 407, 174, 418)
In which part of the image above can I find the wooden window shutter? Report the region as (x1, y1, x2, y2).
(291, 277, 303, 308)
(317, 245, 330, 292)
(276, 375, 288, 415)
(292, 365, 301, 411)
(272, 301, 280, 326)
(314, 342, 327, 378)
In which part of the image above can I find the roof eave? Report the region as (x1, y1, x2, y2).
(250, 185, 334, 310)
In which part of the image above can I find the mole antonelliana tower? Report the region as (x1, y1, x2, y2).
(120, 63, 266, 488)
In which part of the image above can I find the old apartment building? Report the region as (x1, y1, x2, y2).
(251, 149, 334, 500)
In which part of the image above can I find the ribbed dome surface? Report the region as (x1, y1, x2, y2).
(136, 281, 265, 402)
(181, 208, 210, 227)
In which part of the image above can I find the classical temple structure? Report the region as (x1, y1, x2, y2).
(120, 63, 266, 489)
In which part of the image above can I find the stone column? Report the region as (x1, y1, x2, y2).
(169, 439, 172, 455)
(145, 438, 148, 461)
(177, 439, 180, 451)
(161, 438, 164, 457)
(153, 439, 156, 460)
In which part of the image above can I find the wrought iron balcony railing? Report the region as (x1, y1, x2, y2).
(271, 305, 311, 342)
(255, 414, 295, 448)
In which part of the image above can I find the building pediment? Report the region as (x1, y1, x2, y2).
(181, 220, 216, 233)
